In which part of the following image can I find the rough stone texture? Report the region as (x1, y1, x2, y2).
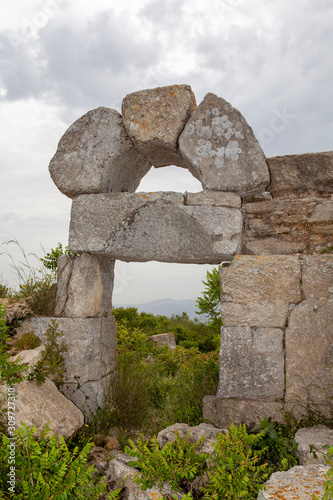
(0, 298, 31, 324)
(69, 193, 243, 263)
(22, 316, 117, 416)
(295, 426, 333, 465)
(285, 299, 333, 419)
(217, 327, 284, 399)
(302, 255, 333, 300)
(122, 84, 196, 169)
(49, 107, 151, 198)
(257, 464, 330, 500)
(9, 345, 46, 376)
(157, 423, 227, 455)
(148, 333, 176, 349)
(179, 93, 269, 195)
(243, 198, 333, 255)
(1, 347, 84, 438)
(220, 256, 301, 328)
(267, 151, 333, 199)
(54, 253, 115, 318)
(186, 190, 241, 208)
(203, 396, 284, 429)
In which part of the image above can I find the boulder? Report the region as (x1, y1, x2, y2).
(179, 93, 269, 195)
(69, 192, 243, 263)
(148, 333, 176, 349)
(257, 464, 330, 500)
(0, 346, 84, 439)
(285, 299, 333, 419)
(217, 327, 284, 399)
(122, 84, 196, 169)
(157, 422, 226, 455)
(49, 107, 151, 198)
(54, 253, 115, 318)
(220, 256, 301, 328)
(267, 151, 333, 199)
(295, 426, 333, 465)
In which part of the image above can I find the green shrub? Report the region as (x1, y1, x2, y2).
(0, 423, 121, 499)
(0, 303, 27, 386)
(125, 424, 269, 499)
(313, 445, 333, 500)
(10, 332, 41, 353)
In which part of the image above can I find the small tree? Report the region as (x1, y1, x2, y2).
(196, 267, 222, 333)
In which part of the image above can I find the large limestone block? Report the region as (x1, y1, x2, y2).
(122, 84, 196, 168)
(302, 255, 333, 300)
(203, 395, 284, 429)
(157, 423, 227, 455)
(217, 327, 284, 399)
(179, 93, 269, 195)
(69, 192, 242, 263)
(220, 256, 301, 327)
(267, 151, 333, 199)
(295, 426, 333, 465)
(49, 107, 151, 198)
(55, 254, 115, 318)
(243, 198, 333, 255)
(24, 317, 117, 417)
(285, 299, 333, 418)
(257, 464, 330, 500)
(186, 190, 241, 208)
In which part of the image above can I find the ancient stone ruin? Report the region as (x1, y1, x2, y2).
(32, 84, 332, 424)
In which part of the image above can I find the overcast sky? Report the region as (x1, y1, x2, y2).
(1, 0, 332, 305)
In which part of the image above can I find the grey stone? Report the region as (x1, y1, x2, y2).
(55, 253, 115, 318)
(69, 192, 243, 263)
(217, 327, 284, 399)
(203, 395, 284, 429)
(1, 377, 84, 439)
(220, 256, 301, 327)
(157, 423, 226, 455)
(295, 426, 333, 465)
(243, 198, 333, 254)
(22, 316, 117, 416)
(122, 84, 196, 169)
(267, 151, 333, 199)
(186, 190, 241, 208)
(302, 255, 333, 300)
(285, 299, 333, 419)
(257, 464, 330, 500)
(148, 333, 176, 349)
(9, 345, 46, 376)
(179, 93, 269, 195)
(49, 107, 151, 198)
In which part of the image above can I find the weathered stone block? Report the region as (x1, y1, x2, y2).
(267, 151, 333, 199)
(203, 395, 284, 429)
(302, 255, 333, 300)
(295, 426, 333, 465)
(122, 84, 196, 168)
(148, 333, 176, 349)
(69, 192, 243, 263)
(243, 198, 333, 255)
(186, 190, 241, 208)
(179, 93, 269, 195)
(55, 253, 115, 318)
(49, 107, 151, 198)
(285, 299, 333, 419)
(220, 256, 301, 327)
(217, 327, 284, 399)
(257, 464, 330, 500)
(157, 423, 226, 455)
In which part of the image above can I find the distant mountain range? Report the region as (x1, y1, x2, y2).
(113, 298, 205, 321)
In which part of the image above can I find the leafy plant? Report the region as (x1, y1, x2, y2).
(313, 445, 333, 500)
(10, 332, 41, 353)
(28, 320, 67, 388)
(0, 422, 122, 499)
(0, 302, 27, 386)
(125, 431, 208, 494)
(195, 267, 222, 334)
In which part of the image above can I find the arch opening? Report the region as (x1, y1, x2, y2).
(136, 165, 203, 193)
